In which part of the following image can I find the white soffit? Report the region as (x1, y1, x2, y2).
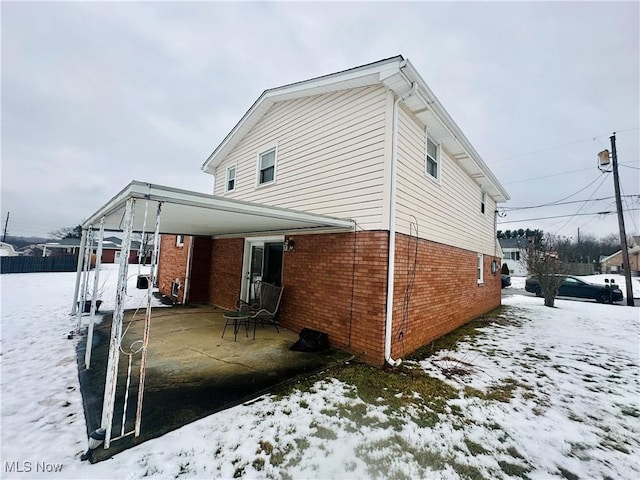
(82, 181, 355, 237)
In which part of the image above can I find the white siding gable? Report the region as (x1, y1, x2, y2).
(214, 86, 388, 230)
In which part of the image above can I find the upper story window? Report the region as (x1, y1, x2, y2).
(258, 148, 277, 186)
(480, 191, 486, 214)
(425, 136, 439, 180)
(226, 165, 236, 192)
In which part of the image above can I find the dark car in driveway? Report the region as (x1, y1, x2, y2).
(501, 274, 511, 288)
(524, 275, 623, 303)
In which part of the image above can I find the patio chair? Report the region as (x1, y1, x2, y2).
(237, 281, 284, 338)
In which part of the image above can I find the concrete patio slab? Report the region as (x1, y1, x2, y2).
(76, 304, 352, 461)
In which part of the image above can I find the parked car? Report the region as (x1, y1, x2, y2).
(524, 275, 623, 303)
(501, 274, 511, 288)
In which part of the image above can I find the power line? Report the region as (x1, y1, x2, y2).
(497, 207, 640, 224)
(503, 167, 595, 186)
(620, 182, 640, 233)
(500, 194, 638, 211)
(496, 127, 639, 163)
(502, 173, 608, 212)
(555, 173, 609, 235)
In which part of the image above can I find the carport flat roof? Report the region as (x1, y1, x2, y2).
(82, 181, 355, 237)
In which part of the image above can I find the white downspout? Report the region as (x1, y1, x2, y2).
(182, 236, 194, 304)
(385, 78, 417, 367)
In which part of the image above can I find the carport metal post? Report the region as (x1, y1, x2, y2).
(101, 198, 135, 449)
(85, 217, 105, 369)
(75, 228, 94, 333)
(135, 202, 162, 437)
(71, 229, 88, 316)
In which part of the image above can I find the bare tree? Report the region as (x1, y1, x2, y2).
(523, 234, 569, 307)
(50, 224, 83, 239)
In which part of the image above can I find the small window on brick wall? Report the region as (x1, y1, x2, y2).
(477, 253, 484, 284)
(171, 280, 180, 297)
(176, 235, 184, 247)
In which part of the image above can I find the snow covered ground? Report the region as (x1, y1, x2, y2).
(1, 267, 638, 479)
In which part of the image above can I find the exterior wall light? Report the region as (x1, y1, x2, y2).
(283, 238, 295, 252)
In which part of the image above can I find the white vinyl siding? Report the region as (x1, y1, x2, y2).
(395, 106, 497, 255)
(214, 86, 388, 230)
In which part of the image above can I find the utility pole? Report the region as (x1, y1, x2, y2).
(609, 133, 634, 306)
(2, 212, 9, 242)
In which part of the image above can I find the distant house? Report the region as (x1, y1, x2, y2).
(600, 236, 640, 274)
(17, 244, 46, 257)
(39, 237, 142, 264)
(0, 241, 19, 257)
(499, 238, 529, 276)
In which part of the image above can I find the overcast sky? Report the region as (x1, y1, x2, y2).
(2, 1, 638, 241)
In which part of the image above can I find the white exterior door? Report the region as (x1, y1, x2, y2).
(241, 236, 284, 302)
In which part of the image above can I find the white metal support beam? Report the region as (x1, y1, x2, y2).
(101, 198, 135, 449)
(75, 228, 93, 332)
(135, 201, 162, 437)
(71, 229, 88, 316)
(85, 218, 105, 369)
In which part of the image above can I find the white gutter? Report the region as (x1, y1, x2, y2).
(384, 76, 417, 367)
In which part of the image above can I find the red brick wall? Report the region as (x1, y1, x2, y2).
(208, 238, 244, 309)
(390, 233, 502, 359)
(281, 231, 389, 365)
(187, 237, 212, 303)
(157, 230, 502, 367)
(157, 235, 191, 302)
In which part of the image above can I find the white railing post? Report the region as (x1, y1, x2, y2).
(101, 198, 135, 449)
(135, 202, 162, 437)
(85, 218, 105, 369)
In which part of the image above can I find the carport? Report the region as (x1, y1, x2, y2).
(74, 180, 354, 454)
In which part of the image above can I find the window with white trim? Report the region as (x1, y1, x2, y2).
(480, 191, 486, 214)
(176, 235, 184, 247)
(226, 165, 236, 192)
(425, 136, 439, 180)
(171, 280, 180, 297)
(477, 253, 484, 284)
(258, 148, 276, 186)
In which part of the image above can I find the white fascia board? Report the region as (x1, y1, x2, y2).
(81, 181, 140, 229)
(201, 57, 405, 174)
(83, 181, 355, 235)
(401, 61, 510, 203)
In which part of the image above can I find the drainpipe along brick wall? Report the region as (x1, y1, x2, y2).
(391, 233, 502, 359)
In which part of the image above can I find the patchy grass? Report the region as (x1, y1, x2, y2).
(407, 306, 510, 358)
(558, 466, 580, 480)
(464, 438, 489, 456)
(498, 460, 531, 478)
(328, 362, 459, 416)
